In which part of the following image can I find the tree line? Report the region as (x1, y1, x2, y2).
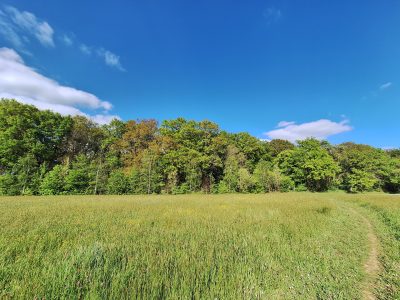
(1, 99, 399, 196)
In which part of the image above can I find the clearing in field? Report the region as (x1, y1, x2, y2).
(0, 193, 399, 299)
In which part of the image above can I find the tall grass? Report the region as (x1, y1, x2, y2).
(344, 193, 400, 299)
(0, 193, 371, 299)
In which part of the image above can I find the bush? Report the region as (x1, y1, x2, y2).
(280, 176, 295, 192)
(295, 184, 308, 192)
(216, 181, 230, 194)
(171, 183, 191, 194)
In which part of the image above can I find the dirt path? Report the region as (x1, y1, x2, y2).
(349, 207, 381, 300)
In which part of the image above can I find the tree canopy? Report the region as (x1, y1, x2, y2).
(1, 99, 399, 195)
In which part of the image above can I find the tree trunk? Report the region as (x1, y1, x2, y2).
(94, 157, 102, 195)
(147, 156, 153, 194)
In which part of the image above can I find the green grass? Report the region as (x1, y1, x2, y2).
(0, 193, 398, 299)
(342, 193, 400, 299)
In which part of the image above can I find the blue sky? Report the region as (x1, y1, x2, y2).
(0, 1, 399, 147)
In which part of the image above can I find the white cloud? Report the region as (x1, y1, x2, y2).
(61, 34, 73, 46)
(0, 92, 86, 116)
(0, 47, 111, 109)
(0, 5, 125, 71)
(97, 48, 125, 71)
(91, 114, 121, 125)
(1, 92, 120, 125)
(277, 121, 295, 128)
(379, 82, 392, 90)
(80, 43, 91, 55)
(265, 119, 353, 142)
(0, 10, 25, 50)
(0, 47, 118, 124)
(2, 6, 54, 48)
(80, 45, 125, 71)
(263, 7, 282, 24)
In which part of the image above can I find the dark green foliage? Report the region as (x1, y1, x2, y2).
(229, 132, 269, 171)
(107, 170, 131, 195)
(40, 165, 67, 195)
(381, 159, 400, 193)
(277, 139, 340, 192)
(267, 139, 295, 157)
(160, 118, 225, 193)
(0, 99, 71, 171)
(0, 173, 19, 195)
(219, 145, 245, 192)
(253, 161, 294, 193)
(0, 99, 399, 195)
(64, 155, 95, 194)
(387, 149, 400, 158)
(335, 143, 391, 193)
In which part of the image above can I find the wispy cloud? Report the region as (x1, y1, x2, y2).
(263, 7, 282, 24)
(362, 81, 394, 101)
(265, 119, 352, 142)
(80, 43, 92, 55)
(79, 44, 125, 71)
(277, 121, 295, 128)
(0, 47, 119, 124)
(0, 6, 54, 48)
(379, 82, 392, 90)
(0, 5, 125, 71)
(61, 34, 73, 46)
(0, 9, 25, 46)
(97, 48, 125, 71)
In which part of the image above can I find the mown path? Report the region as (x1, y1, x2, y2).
(346, 204, 381, 300)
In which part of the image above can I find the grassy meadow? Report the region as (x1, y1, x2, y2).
(0, 193, 399, 299)
(344, 194, 400, 299)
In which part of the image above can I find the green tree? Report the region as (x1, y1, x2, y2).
(1, 100, 400, 196)
(185, 154, 202, 192)
(107, 170, 131, 194)
(237, 168, 253, 192)
(346, 169, 378, 193)
(13, 154, 41, 195)
(277, 139, 339, 192)
(229, 132, 269, 171)
(253, 161, 294, 193)
(0, 99, 71, 171)
(267, 139, 295, 158)
(381, 158, 400, 193)
(64, 155, 94, 194)
(335, 143, 390, 192)
(253, 160, 272, 192)
(160, 118, 225, 193)
(40, 165, 67, 195)
(0, 174, 19, 195)
(141, 147, 163, 194)
(387, 148, 400, 158)
(118, 119, 158, 169)
(63, 116, 104, 165)
(220, 145, 246, 192)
